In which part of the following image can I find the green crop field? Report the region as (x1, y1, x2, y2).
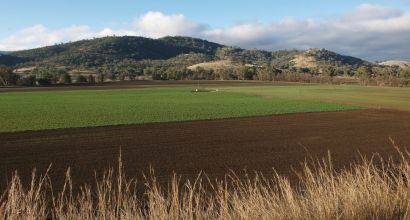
(228, 84, 410, 110)
(0, 87, 361, 132)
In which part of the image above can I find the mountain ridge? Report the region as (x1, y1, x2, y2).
(0, 36, 404, 74)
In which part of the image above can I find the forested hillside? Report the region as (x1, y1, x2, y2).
(0, 36, 370, 70)
(6, 36, 221, 67)
(0, 36, 408, 87)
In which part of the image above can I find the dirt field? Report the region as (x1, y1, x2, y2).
(0, 80, 291, 93)
(1, 109, 409, 191)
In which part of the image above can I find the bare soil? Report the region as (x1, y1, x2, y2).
(1, 109, 409, 191)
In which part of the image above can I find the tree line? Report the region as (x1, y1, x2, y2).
(1, 64, 409, 87)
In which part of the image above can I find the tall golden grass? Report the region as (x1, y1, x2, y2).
(1, 144, 410, 220)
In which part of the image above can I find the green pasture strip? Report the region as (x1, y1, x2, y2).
(228, 84, 410, 110)
(0, 87, 359, 132)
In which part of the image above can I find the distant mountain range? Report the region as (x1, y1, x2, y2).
(0, 36, 407, 72)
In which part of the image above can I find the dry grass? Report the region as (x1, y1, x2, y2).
(380, 60, 410, 69)
(188, 60, 238, 70)
(292, 54, 318, 68)
(1, 142, 410, 220)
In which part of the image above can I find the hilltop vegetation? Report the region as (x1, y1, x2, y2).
(0, 36, 371, 70)
(0, 36, 409, 87)
(8, 36, 221, 67)
(292, 49, 367, 68)
(0, 54, 29, 66)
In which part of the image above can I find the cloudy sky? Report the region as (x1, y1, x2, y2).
(1, 0, 410, 60)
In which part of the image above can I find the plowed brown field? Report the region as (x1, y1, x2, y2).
(1, 109, 409, 191)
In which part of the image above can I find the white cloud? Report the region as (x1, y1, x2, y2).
(201, 4, 410, 60)
(343, 4, 402, 21)
(1, 5, 410, 60)
(0, 24, 137, 51)
(134, 11, 207, 38)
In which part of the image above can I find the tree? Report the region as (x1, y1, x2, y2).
(357, 66, 373, 78)
(298, 67, 311, 74)
(214, 67, 236, 80)
(96, 73, 104, 83)
(31, 66, 59, 85)
(59, 72, 72, 84)
(400, 68, 410, 79)
(144, 67, 165, 80)
(88, 75, 96, 84)
(105, 72, 116, 81)
(151, 72, 160, 80)
(243, 66, 256, 80)
(334, 68, 345, 76)
(124, 66, 138, 80)
(16, 75, 36, 86)
(98, 65, 115, 81)
(193, 67, 205, 80)
(321, 66, 336, 77)
(36, 72, 54, 85)
(118, 73, 126, 81)
(143, 67, 155, 76)
(256, 65, 281, 81)
(0, 66, 19, 86)
(76, 75, 88, 83)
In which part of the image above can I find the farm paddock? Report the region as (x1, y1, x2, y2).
(1, 108, 409, 191)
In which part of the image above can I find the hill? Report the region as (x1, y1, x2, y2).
(0, 54, 30, 66)
(292, 49, 367, 68)
(380, 60, 410, 69)
(189, 48, 370, 74)
(0, 35, 397, 79)
(10, 36, 223, 68)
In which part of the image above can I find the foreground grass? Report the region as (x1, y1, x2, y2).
(1, 144, 410, 219)
(229, 84, 410, 110)
(0, 87, 359, 132)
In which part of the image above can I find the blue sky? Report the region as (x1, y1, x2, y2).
(1, 0, 410, 60)
(2, 0, 409, 31)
